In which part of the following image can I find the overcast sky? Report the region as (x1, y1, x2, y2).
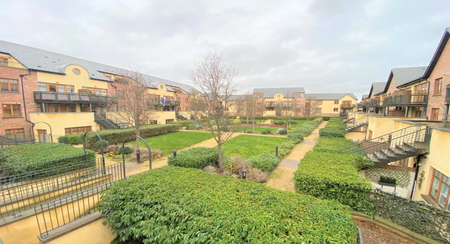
(2, 0, 450, 99)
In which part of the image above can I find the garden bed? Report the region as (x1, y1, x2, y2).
(99, 166, 359, 243)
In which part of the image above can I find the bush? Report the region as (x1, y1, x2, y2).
(277, 121, 285, 125)
(94, 139, 109, 149)
(169, 120, 190, 127)
(85, 124, 180, 148)
(280, 141, 295, 150)
(57, 136, 69, 144)
(168, 147, 218, 169)
(278, 129, 287, 135)
(287, 132, 303, 143)
(0, 143, 95, 177)
(380, 176, 396, 184)
(322, 116, 331, 121)
(294, 151, 373, 213)
(232, 119, 241, 124)
(313, 117, 323, 123)
(67, 134, 83, 145)
(288, 120, 298, 124)
(98, 167, 358, 243)
(261, 130, 269, 135)
(319, 127, 346, 138)
(314, 137, 356, 151)
(248, 153, 280, 172)
(118, 146, 132, 155)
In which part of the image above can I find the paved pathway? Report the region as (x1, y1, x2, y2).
(265, 121, 328, 192)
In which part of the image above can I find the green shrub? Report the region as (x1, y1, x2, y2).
(280, 141, 295, 150)
(85, 124, 180, 148)
(57, 136, 69, 144)
(314, 137, 356, 151)
(380, 176, 396, 184)
(67, 134, 83, 145)
(278, 129, 287, 135)
(325, 118, 347, 130)
(294, 151, 373, 213)
(278, 148, 290, 159)
(261, 130, 269, 135)
(288, 120, 298, 124)
(0, 143, 95, 177)
(322, 116, 331, 121)
(277, 121, 285, 125)
(232, 119, 241, 124)
(94, 139, 109, 149)
(118, 146, 133, 155)
(319, 127, 346, 138)
(313, 117, 323, 123)
(168, 147, 218, 169)
(169, 120, 190, 127)
(255, 116, 315, 120)
(287, 132, 303, 143)
(248, 153, 280, 171)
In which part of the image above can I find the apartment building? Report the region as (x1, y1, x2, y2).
(253, 87, 306, 116)
(360, 82, 386, 114)
(304, 93, 357, 116)
(0, 40, 193, 141)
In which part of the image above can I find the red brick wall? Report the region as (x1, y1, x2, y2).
(0, 67, 38, 137)
(427, 37, 450, 120)
(175, 92, 189, 111)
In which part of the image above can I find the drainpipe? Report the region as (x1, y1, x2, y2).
(20, 71, 33, 139)
(424, 79, 430, 120)
(410, 154, 423, 200)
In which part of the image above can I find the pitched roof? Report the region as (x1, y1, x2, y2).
(253, 87, 305, 98)
(423, 27, 450, 79)
(304, 93, 357, 100)
(368, 82, 387, 97)
(0, 40, 195, 93)
(391, 66, 427, 87)
(362, 94, 369, 100)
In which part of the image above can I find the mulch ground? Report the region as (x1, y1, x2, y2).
(354, 219, 418, 244)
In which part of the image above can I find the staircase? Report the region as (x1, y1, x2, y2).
(334, 126, 431, 166)
(346, 117, 368, 132)
(95, 115, 120, 129)
(176, 114, 188, 121)
(344, 117, 354, 123)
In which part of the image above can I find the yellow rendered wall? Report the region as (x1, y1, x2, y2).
(413, 128, 450, 202)
(263, 111, 276, 116)
(365, 116, 425, 138)
(37, 65, 108, 91)
(29, 112, 99, 139)
(106, 111, 176, 125)
(148, 83, 176, 97)
(318, 100, 340, 114)
(0, 53, 26, 69)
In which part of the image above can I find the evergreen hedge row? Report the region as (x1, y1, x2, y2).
(167, 147, 218, 169)
(85, 124, 180, 148)
(0, 143, 95, 176)
(98, 166, 358, 243)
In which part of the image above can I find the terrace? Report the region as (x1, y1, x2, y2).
(341, 103, 356, 109)
(384, 94, 427, 107)
(34, 91, 117, 104)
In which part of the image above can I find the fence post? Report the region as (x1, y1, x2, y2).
(173, 150, 177, 157)
(275, 145, 279, 157)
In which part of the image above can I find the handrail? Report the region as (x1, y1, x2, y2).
(0, 135, 35, 148)
(384, 94, 427, 106)
(33, 91, 117, 104)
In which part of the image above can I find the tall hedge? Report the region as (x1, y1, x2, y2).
(0, 143, 95, 176)
(98, 166, 358, 243)
(85, 124, 180, 147)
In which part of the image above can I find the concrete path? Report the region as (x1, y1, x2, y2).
(265, 121, 328, 192)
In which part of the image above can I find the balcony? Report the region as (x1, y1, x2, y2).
(148, 100, 181, 107)
(383, 94, 427, 107)
(357, 103, 367, 109)
(34, 91, 117, 104)
(340, 104, 356, 109)
(265, 102, 277, 108)
(366, 99, 383, 108)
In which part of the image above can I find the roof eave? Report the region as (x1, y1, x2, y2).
(423, 28, 450, 79)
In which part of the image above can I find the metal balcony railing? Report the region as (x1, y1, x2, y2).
(340, 104, 355, 108)
(34, 91, 117, 104)
(366, 100, 383, 108)
(147, 100, 181, 107)
(384, 94, 427, 107)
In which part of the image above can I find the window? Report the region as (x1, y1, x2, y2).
(37, 130, 48, 143)
(41, 103, 76, 113)
(150, 120, 158, 124)
(82, 86, 106, 96)
(317, 101, 322, 105)
(5, 129, 24, 140)
(333, 108, 338, 112)
(101, 89, 107, 96)
(0, 58, 8, 67)
(414, 83, 427, 96)
(165, 119, 174, 124)
(0, 79, 18, 92)
(431, 108, 439, 121)
(3, 104, 21, 117)
(73, 68, 81, 75)
(429, 168, 450, 210)
(434, 78, 442, 95)
(334, 100, 339, 104)
(64, 126, 92, 135)
(149, 94, 161, 104)
(38, 82, 74, 93)
(38, 82, 47, 91)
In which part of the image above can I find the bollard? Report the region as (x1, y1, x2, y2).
(276, 145, 279, 157)
(173, 150, 177, 157)
(242, 170, 247, 179)
(136, 149, 141, 163)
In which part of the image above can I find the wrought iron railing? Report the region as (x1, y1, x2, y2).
(34, 181, 114, 240)
(384, 94, 428, 106)
(340, 104, 356, 108)
(34, 91, 117, 104)
(94, 115, 120, 130)
(0, 160, 123, 224)
(0, 135, 34, 149)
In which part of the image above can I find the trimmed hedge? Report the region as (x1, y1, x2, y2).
(85, 124, 180, 148)
(118, 146, 132, 155)
(294, 151, 373, 213)
(168, 147, 218, 169)
(319, 127, 346, 138)
(0, 143, 95, 176)
(98, 166, 358, 243)
(57, 134, 83, 145)
(278, 129, 287, 135)
(313, 117, 323, 123)
(248, 153, 280, 172)
(169, 120, 190, 127)
(255, 116, 316, 120)
(314, 137, 357, 151)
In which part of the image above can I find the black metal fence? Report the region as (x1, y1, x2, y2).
(0, 160, 123, 224)
(34, 181, 114, 240)
(0, 135, 35, 149)
(372, 190, 450, 243)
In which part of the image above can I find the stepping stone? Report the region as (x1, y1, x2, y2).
(279, 159, 300, 169)
(301, 141, 316, 145)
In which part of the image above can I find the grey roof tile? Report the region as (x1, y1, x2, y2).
(0, 40, 195, 93)
(370, 82, 387, 96)
(391, 66, 427, 87)
(304, 93, 357, 100)
(362, 94, 369, 100)
(253, 87, 305, 98)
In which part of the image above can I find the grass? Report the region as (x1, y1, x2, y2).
(221, 135, 285, 158)
(231, 126, 278, 133)
(127, 131, 213, 153)
(272, 119, 307, 124)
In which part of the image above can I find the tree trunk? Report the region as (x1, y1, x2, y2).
(217, 142, 223, 169)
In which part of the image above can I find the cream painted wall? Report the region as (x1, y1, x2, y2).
(106, 111, 176, 125)
(29, 112, 99, 139)
(148, 83, 176, 98)
(0, 53, 26, 69)
(318, 100, 340, 114)
(365, 116, 426, 139)
(37, 65, 108, 91)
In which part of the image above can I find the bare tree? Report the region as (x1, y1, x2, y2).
(189, 50, 238, 169)
(278, 93, 295, 131)
(304, 97, 317, 120)
(244, 92, 259, 132)
(115, 70, 157, 159)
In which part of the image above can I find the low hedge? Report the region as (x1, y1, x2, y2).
(319, 127, 346, 138)
(255, 116, 316, 120)
(98, 166, 358, 243)
(313, 117, 323, 123)
(314, 137, 357, 151)
(326, 118, 347, 130)
(294, 151, 373, 213)
(57, 134, 83, 145)
(168, 147, 218, 169)
(0, 143, 95, 176)
(169, 120, 190, 127)
(278, 129, 287, 135)
(85, 124, 180, 148)
(248, 153, 280, 172)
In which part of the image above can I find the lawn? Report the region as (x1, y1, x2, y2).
(127, 131, 213, 153)
(231, 126, 278, 133)
(221, 135, 285, 158)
